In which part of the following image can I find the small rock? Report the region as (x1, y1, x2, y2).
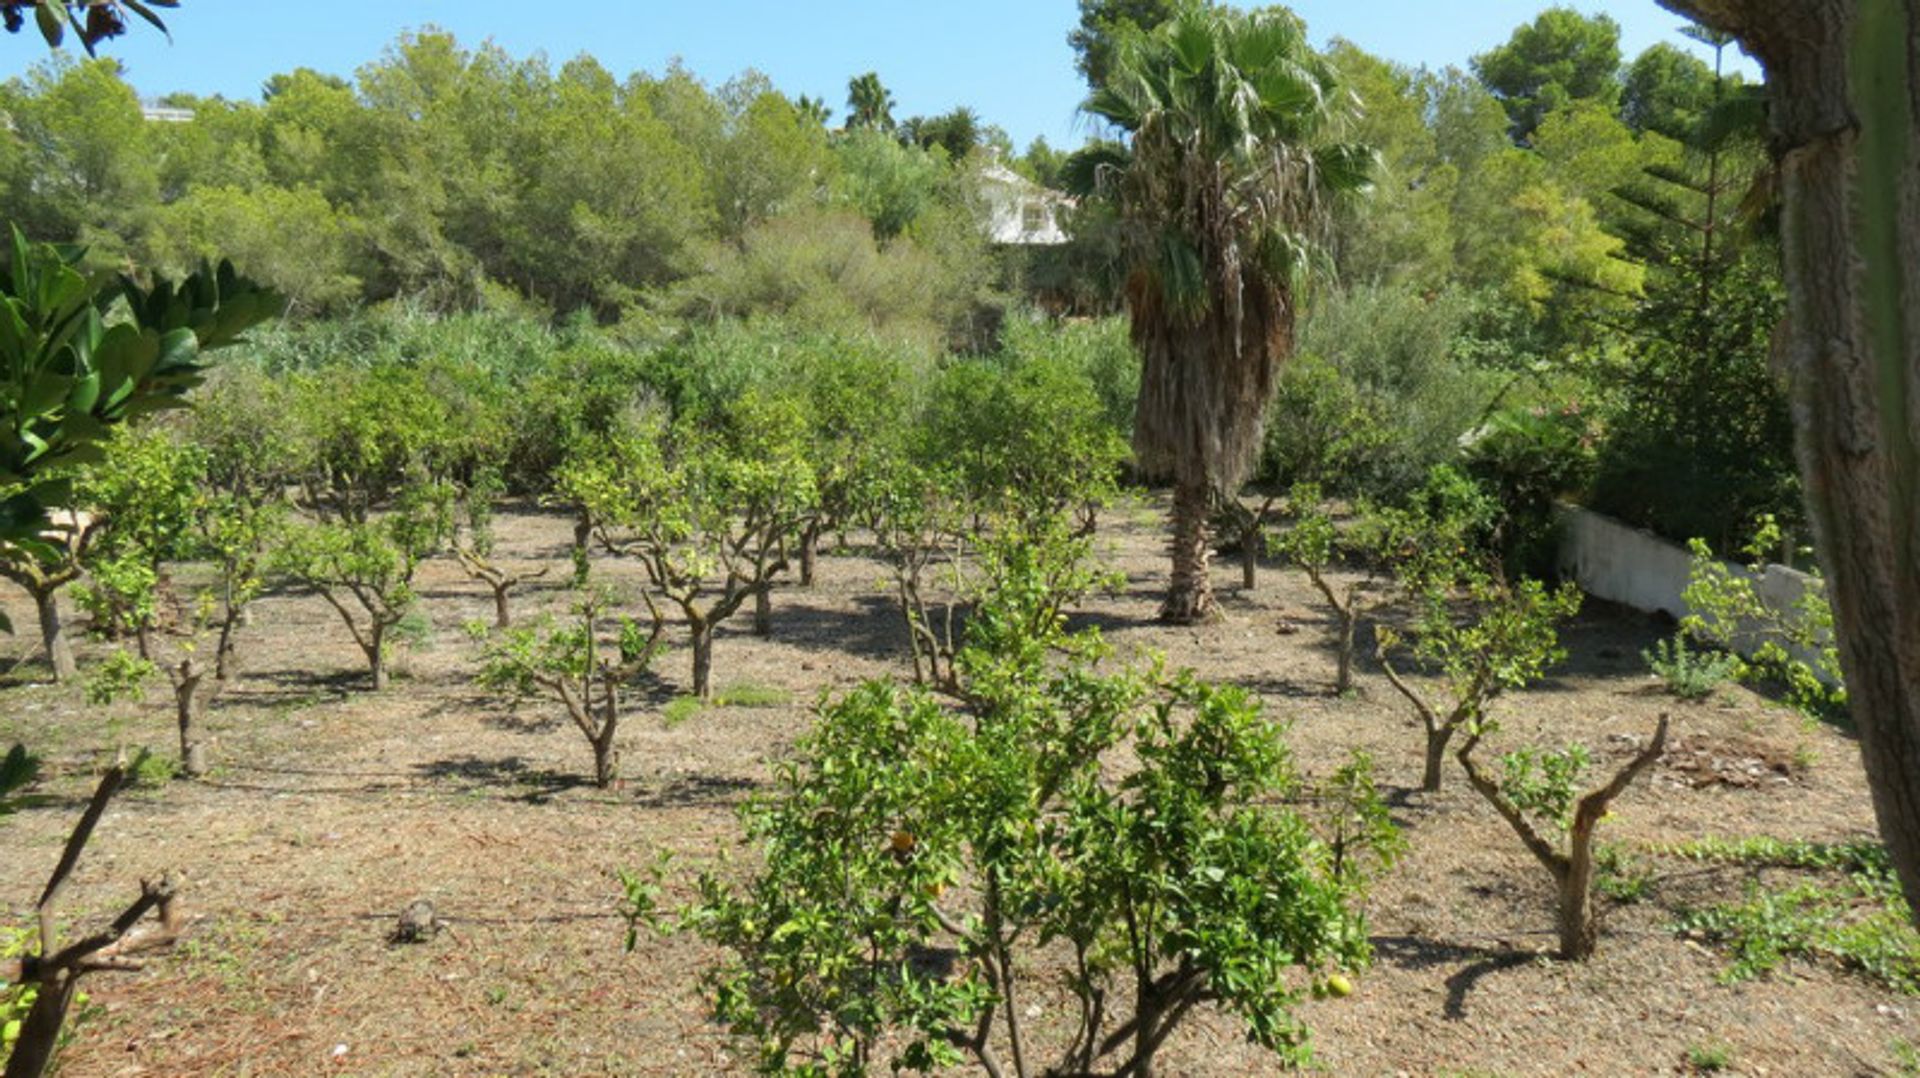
(392, 899, 445, 944)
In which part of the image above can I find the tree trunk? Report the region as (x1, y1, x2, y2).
(33, 586, 73, 682)
(593, 735, 617, 788)
(1659, 0, 1920, 921)
(1559, 831, 1599, 961)
(1422, 727, 1452, 793)
(1132, 986, 1160, 1078)
(367, 623, 388, 692)
(1240, 530, 1258, 591)
(1335, 607, 1356, 696)
(215, 611, 240, 680)
(493, 582, 513, 630)
(753, 586, 772, 637)
(3, 973, 79, 1078)
(690, 620, 714, 700)
(1161, 478, 1218, 624)
(175, 671, 207, 779)
(799, 523, 819, 587)
(597, 674, 620, 788)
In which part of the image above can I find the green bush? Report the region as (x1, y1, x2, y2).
(1589, 253, 1796, 552)
(632, 526, 1389, 1075)
(1644, 636, 1739, 701)
(1266, 284, 1498, 501)
(1681, 516, 1846, 722)
(1462, 402, 1597, 578)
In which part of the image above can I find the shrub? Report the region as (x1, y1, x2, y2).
(1462, 401, 1597, 578)
(1681, 515, 1845, 722)
(1674, 839, 1920, 993)
(1271, 284, 1498, 501)
(1644, 636, 1739, 702)
(632, 529, 1389, 1076)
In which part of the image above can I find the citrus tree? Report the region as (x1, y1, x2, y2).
(1455, 712, 1671, 959)
(475, 581, 663, 788)
(560, 396, 816, 699)
(275, 476, 451, 691)
(1377, 567, 1583, 793)
(634, 524, 1391, 1077)
(76, 438, 281, 778)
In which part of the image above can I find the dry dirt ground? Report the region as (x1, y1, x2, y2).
(3, 499, 1916, 1077)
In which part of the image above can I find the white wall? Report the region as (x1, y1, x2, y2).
(1554, 504, 1837, 684)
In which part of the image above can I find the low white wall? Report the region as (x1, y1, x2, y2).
(1554, 505, 1836, 683)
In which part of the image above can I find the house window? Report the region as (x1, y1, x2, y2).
(1021, 202, 1047, 234)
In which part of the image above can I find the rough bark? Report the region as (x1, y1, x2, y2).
(1660, 0, 1920, 921)
(33, 586, 73, 682)
(1161, 478, 1218, 623)
(753, 586, 772, 637)
(1239, 535, 1258, 591)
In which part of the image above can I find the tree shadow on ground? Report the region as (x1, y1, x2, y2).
(415, 753, 587, 803)
(1532, 599, 1671, 690)
(632, 771, 760, 809)
(1371, 934, 1538, 1019)
(240, 667, 362, 702)
(1067, 606, 1166, 636)
(754, 592, 913, 664)
(1225, 672, 1338, 701)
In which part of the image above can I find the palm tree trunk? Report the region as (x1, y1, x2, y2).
(1161, 478, 1217, 624)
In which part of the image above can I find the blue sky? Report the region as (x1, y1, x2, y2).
(4, 2, 1756, 149)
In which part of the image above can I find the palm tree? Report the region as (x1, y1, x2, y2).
(845, 71, 895, 132)
(1075, 4, 1372, 622)
(793, 93, 832, 128)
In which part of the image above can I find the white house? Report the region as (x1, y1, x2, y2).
(140, 102, 194, 123)
(978, 160, 1072, 246)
